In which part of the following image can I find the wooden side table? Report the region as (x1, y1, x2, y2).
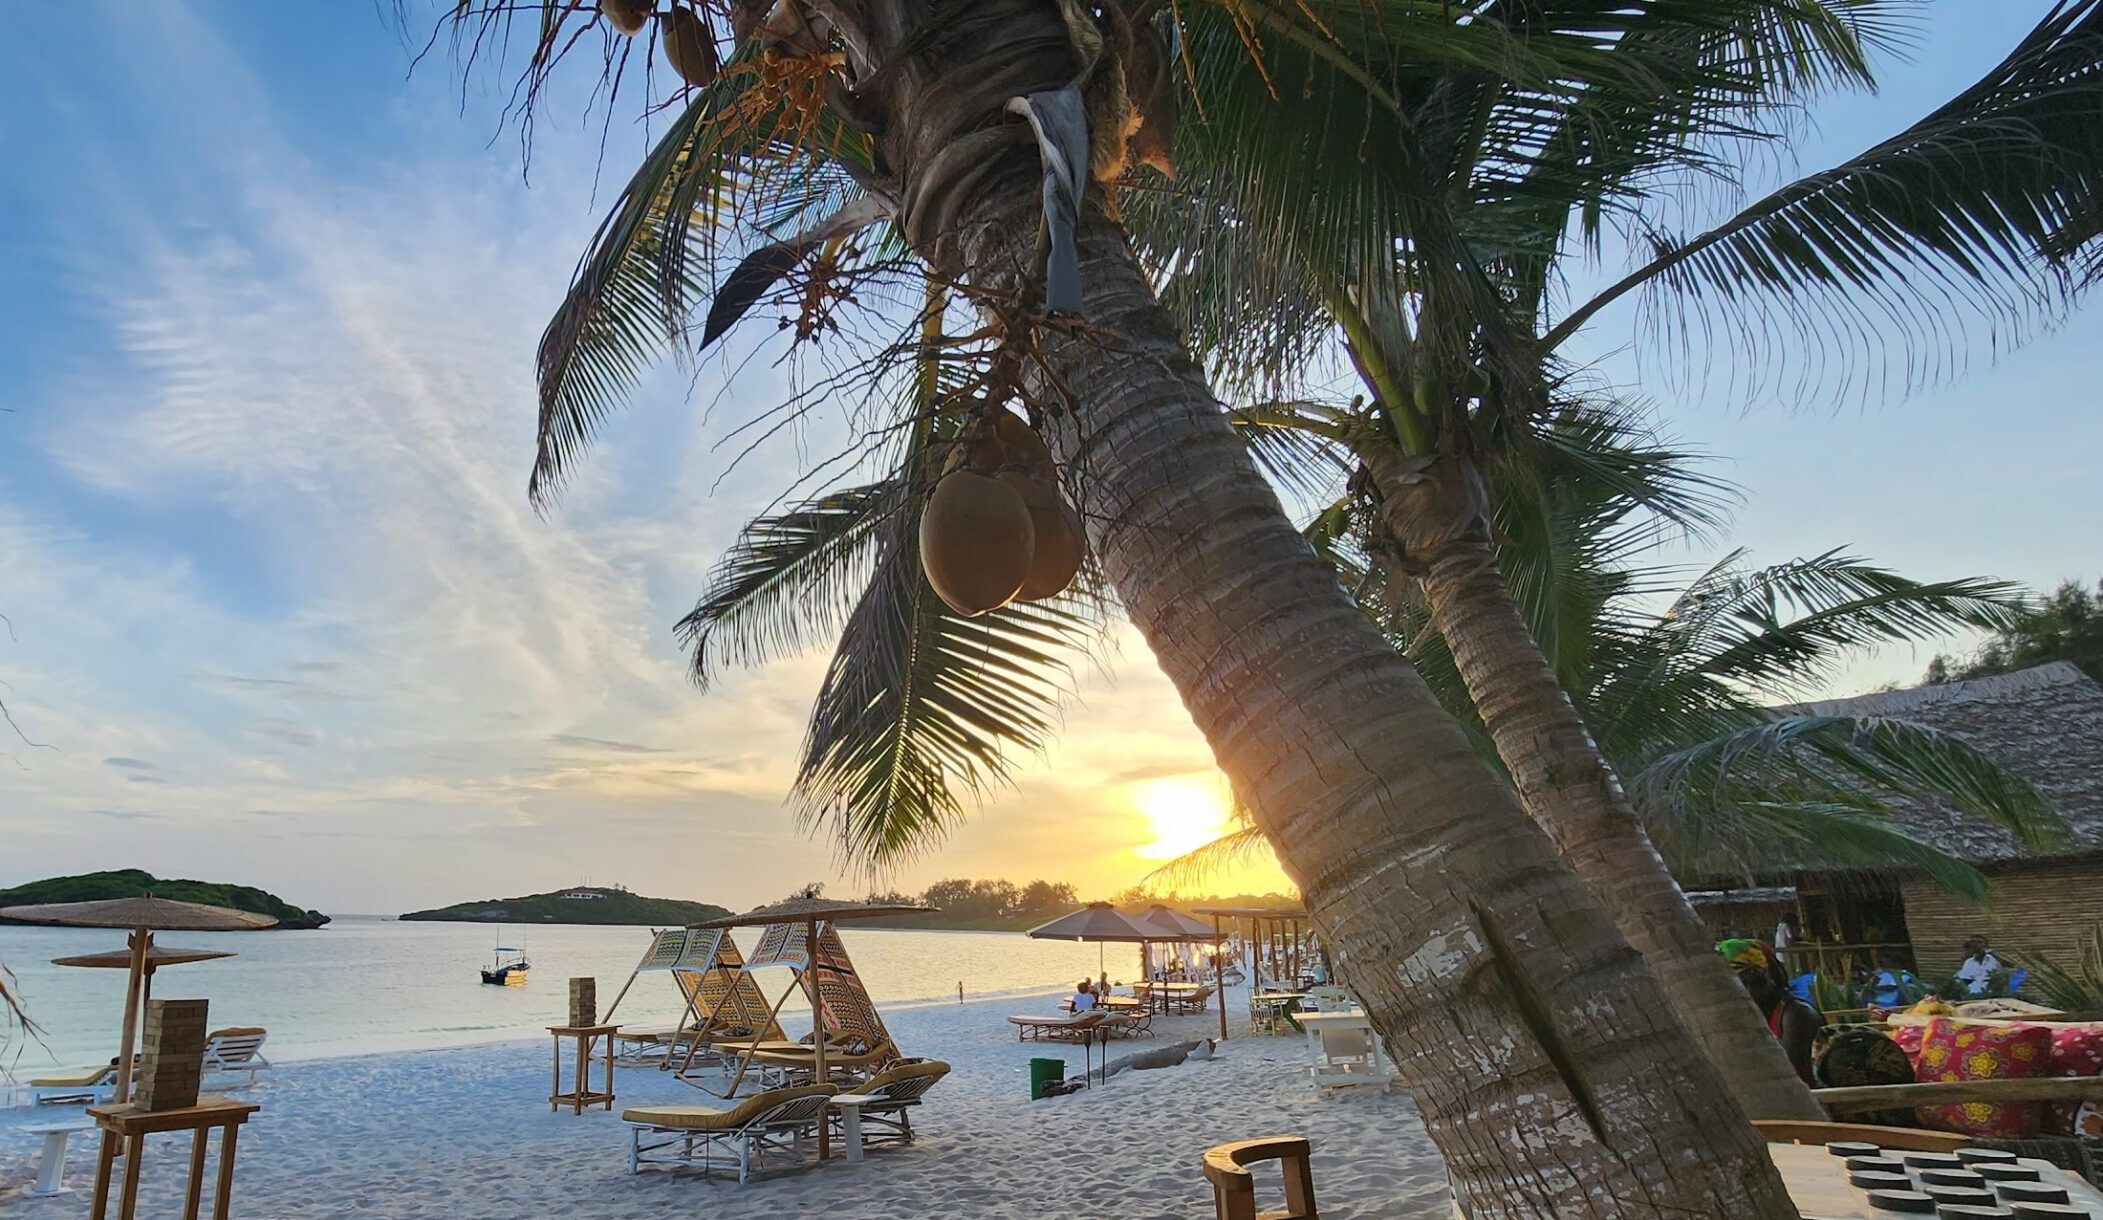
(548, 1024, 619, 1114)
(86, 1096, 260, 1220)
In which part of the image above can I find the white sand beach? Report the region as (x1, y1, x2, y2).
(0, 991, 1451, 1219)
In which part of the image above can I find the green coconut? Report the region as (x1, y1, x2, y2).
(998, 472, 1083, 601)
(920, 471, 1035, 616)
(663, 5, 719, 88)
(599, 0, 653, 36)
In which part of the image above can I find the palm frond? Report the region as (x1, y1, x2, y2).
(1632, 714, 2069, 862)
(1227, 400, 1360, 506)
(794, 525, 1098, 869)
(676, 483, 896, 690)
(1551, 0, 2103, 404)
(1139, 811, 1273, 892)
(1640, 796, 1991, 900)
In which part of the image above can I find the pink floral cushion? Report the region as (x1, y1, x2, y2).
(1914, 1017, 2052, 1137)
(2047, 1023, 2103, 1136)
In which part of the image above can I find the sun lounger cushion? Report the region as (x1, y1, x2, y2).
(745, 1041, 894, 1067)
(845, 1059, 951, 1096)
(622, 1084, 838, 1131)
(29, 1066, 115, 1089)
(207, 1027, 267, 1040)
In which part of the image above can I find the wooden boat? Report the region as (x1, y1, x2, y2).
(481, 945, 530, 986)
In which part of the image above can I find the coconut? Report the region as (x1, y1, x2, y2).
(991, 410, 1056, 475)
(663, 5, 719, 88)
(920, 471, 1035, 616)
(999, 472, 1083, 601)
(600, 0, 653, 36)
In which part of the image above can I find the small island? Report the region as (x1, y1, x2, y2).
(0, 869, 331, 929)
(398, 884, 729, 926)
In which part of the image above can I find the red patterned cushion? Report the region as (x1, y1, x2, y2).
(1914, 1017, 2052, 1137)
(1891, 1022, 1927, 1064)
(2047, 1023, 2103, 1136)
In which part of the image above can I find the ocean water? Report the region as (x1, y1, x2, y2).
(0, 916, 1116, 1074)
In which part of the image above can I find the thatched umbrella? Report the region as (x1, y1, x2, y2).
(1, 896, 273, 1102)
(693, 896, 930, 1154)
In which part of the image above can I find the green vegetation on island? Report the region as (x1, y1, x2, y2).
(0, 869, 330, 929)
(398, 885, 729, 926)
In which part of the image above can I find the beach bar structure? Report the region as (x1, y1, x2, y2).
(1680, 662, 2103, 983)
(1195, 905, 1313, 1037)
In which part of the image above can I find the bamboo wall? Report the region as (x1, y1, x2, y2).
(1901, 862, 2103, 980)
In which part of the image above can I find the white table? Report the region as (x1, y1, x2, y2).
(1298, 1009, 1388, 1090)
(828, 1094, 878, 1162)
(24, 1117, 94, 1198)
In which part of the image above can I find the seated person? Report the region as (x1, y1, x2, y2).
(1718, 938, 1822, 1085)
(1862, 949, 1919, 1012)
(1071, 979, 1098, 1012)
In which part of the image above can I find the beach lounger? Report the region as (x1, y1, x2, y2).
(1007, 1009, 1113, 1042)
(1172, 984, 1216, 1015)
(27, 1064, 116, 1106)
(201, 1027, 271, 1085)
(745, 1039, 898, 1087)
(622, 1084, 839, 1183)
(830, 1059, 951, 1152)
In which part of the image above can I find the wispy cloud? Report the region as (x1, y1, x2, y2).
(0, 0, 1241, 913)
(548, 734, 667, 755)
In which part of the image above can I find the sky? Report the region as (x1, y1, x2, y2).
(1, 3, 2097, 916)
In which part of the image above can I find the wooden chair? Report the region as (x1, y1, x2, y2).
(1203, 1135, 1319, 1220)
(1753, 1119, 1967, 1153)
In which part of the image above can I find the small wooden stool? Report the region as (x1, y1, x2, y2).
(548, 1024, 619, 1114)
(87, 1096, 260, 1220)
(1203, 1135, 1319, 1220)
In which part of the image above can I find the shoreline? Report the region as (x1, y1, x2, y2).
(0, 989, 1447, 1219)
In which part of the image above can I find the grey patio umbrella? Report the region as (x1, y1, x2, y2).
(1025, 902, 1158, 987)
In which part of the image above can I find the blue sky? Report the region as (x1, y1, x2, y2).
(1, 2, 2097, 914)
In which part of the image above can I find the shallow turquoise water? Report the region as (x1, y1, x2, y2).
(0, 916, 1111, 1072)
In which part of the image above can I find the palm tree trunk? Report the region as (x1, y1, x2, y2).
(1365, 445, 1824, 1122)
(853, 2, 1800, 1208)
(969, 217, 1798, 1219)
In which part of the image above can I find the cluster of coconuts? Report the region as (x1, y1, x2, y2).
(602, 0, 823, 88)
(920, 412, 1084, 617)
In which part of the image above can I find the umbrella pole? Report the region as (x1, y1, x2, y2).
(805, 920, 828, 1160)
(113, 926, 151, 1104)
(1215, 922, 1228, 1042)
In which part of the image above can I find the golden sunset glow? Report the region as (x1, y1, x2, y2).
(1130, 776, 1234, 861)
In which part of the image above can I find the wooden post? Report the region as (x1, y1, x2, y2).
(805, 920, 828, 1160)
(113, 928, 151, 1104)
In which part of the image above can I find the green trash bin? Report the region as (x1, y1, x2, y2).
(1029, 1057, 1066, 1100)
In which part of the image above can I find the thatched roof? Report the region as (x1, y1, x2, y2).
(1790, 661, 2103, 868)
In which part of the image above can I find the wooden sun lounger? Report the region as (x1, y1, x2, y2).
(830, 1059, 951, 1152)
(623, 1084, 839, 1184)
(1008, 1010, 1134, 1042)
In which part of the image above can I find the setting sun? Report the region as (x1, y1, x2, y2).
(1130, 776, 1233, 861)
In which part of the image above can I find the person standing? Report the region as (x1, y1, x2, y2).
(1772, 915, 1798, 962)
(1955, 937, 2002, 997)
(1718, 939, 1822, 1085)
